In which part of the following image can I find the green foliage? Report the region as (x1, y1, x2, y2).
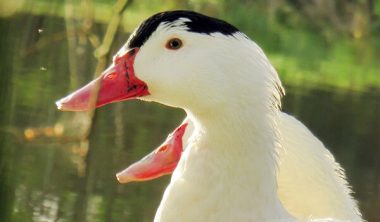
(194, 0, 380, 90)
(5, 0, 379, 91)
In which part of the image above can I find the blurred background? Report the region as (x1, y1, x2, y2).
(0, 0, 379, 221)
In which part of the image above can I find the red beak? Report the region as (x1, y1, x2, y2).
(56, 48, 149, 111)
(116, 122, 188, 184)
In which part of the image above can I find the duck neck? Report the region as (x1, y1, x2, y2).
(177, 102, 292, 220)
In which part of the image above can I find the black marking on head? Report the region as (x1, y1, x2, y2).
(127, 10, 240, 49)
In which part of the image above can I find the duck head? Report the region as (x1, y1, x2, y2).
(56, 10, 283, 113)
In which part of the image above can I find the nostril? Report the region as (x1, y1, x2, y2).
(157, 145, 169, 153)
(127, 85, 138, 92)
(106, 73, 117, 79)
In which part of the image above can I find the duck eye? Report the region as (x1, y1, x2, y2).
(166, 38, 183, 50)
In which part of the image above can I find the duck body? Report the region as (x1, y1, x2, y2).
(278, 113, 361, 221)
(117, 113, 362, 221)
(156, 111, 294, 221)
(161, 113, 362, 221)
(56, 10, 363, 222)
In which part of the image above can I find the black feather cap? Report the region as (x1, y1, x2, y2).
(127, 10, 240, 49)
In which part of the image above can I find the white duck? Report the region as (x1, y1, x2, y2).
(116, 114, 362, 221)
(56, 10, 363, 222)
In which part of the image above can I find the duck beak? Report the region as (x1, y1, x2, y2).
(55, 48, 149, 111)
(116, 122, 188, 184)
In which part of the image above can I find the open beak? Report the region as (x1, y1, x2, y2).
(56, 48, 149, 111)
(116, 122, 188, 184)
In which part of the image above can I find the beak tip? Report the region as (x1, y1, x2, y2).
(116, 174, 122, 183)
(54, 94, 90, 112)
(55, 100, 64, 110)
(116, 172, 132, 184)
(55, 94, 73, 111)
(55, 100, 72, 111)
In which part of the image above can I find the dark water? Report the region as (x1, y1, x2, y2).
(0, 14, 379, 222)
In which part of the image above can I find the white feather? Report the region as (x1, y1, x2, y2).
(129, 19, 362, 222)
(175, 112, 363, 221)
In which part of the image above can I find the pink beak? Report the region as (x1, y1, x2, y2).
(55, 46, 187, 184)
(56, 48, 149, 111)
(116, 122, 188, 184)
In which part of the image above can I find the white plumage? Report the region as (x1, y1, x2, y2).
(174, 113, 362, 221)
(133, 26, 362, 221)
(57, 11, 364, 222)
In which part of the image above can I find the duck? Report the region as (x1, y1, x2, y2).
(56, 10, 363, 222)
(116, 114, 362, 221)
